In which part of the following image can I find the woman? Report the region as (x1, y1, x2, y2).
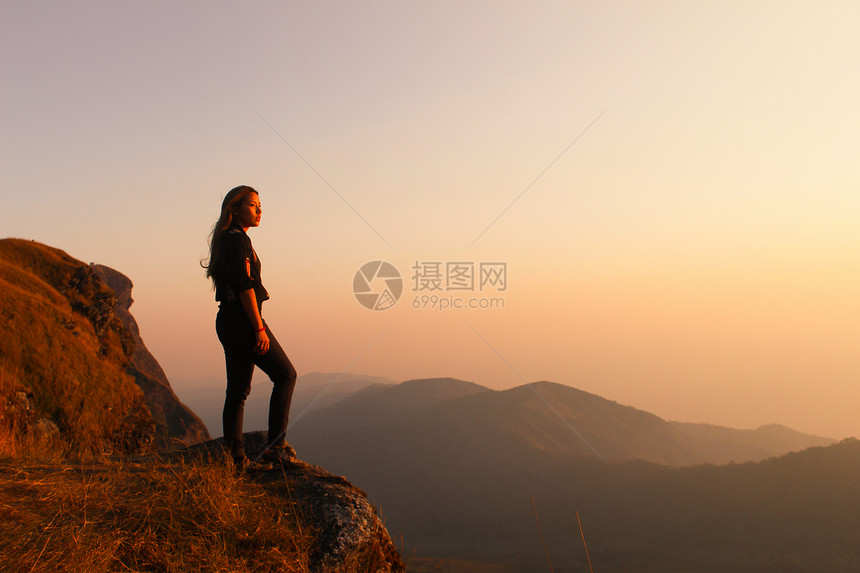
(203, 185, 298, 472)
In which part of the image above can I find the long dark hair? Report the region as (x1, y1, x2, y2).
(202, 185, 259, 286)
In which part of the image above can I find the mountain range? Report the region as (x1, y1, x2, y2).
(282, 377, 855, 572)
(288, 377, 834, 468)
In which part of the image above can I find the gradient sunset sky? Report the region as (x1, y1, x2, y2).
(3, 1, 858, 439)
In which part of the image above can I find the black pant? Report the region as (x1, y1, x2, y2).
(216, 304, 297, 460)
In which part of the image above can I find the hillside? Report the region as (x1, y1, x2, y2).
(0, 238, 154, 455)
(394, 437, 860, 572)
(0, 238, 206, 454)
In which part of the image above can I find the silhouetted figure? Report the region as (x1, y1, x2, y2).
(203, 185, 298, 472)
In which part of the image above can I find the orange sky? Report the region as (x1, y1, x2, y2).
(2, 1, 859, 438)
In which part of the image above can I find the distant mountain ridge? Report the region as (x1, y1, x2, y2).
(290, 377, 834, 469)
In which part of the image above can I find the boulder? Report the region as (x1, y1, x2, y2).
(187, 431, 404, 573)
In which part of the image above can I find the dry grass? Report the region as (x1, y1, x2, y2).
(0, 456, 314, 573)
(0, 239, 146, 456)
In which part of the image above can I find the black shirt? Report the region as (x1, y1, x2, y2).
(213, 226, 269, 306)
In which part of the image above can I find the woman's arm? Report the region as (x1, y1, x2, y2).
(239, 288, 270, 355)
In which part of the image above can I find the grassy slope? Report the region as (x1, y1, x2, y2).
(0, 239, 146, 455)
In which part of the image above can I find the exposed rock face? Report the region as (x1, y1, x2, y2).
(93, 264, 210, 448)
(63, 265, 137, 359)
(188, 431, 404, 573)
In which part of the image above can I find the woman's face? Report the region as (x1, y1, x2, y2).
(233, 192, 262, 229)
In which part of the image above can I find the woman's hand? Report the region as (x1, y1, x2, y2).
(255, 329, 270, 355)
(238, 288, 269, 354)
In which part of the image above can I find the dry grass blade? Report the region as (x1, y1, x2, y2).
(531, 495, 554, 573)
(576, 510, 595, 573)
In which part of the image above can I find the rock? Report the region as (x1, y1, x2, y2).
(2, 390, 62, 446)
(186, 431, 404, 573)
(13, 391, 31, 413)
(32, 418, 60, 440)
(261, 462, 403, 573)
(110, 400, 157, 455)
(64, 265, 135, 362)
(92, 264, 210, 448)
